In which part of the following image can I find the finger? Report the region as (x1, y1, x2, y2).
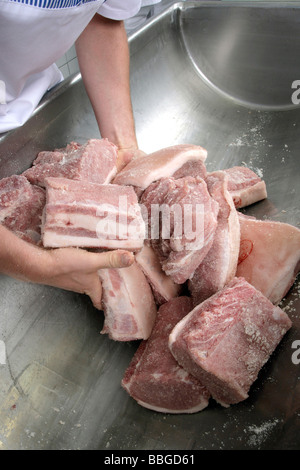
(87, 276, 103, 310)
(95, 249, 134, 270)
(116, 148, 146, 172)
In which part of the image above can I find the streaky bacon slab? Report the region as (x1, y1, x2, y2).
(113, 144, 207, 191)
(42, 177, 145, 250)
(222, 166, 267, 208)
(98, 261, 157, 341)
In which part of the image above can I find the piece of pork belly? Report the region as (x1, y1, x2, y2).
(140, 176, 219, 284)
(135, 243, 181, 305)
(42, 177, 145, 250)
(222, 166, 267, 208)
(113, 144, 207, 191)
(0, 174, 46, 245)
(172, 159, 207, 180)
(188, 171, 240, 306)
(169, 277, 292, 407)
(236, 213, 300, 305)
(122, 296, 210, 413)
(98, 261, 157, 341)
(23, 138, 118, 187)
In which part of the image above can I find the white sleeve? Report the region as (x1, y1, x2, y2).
(97, 0, 142, 20)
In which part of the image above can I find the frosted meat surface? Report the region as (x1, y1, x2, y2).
(169, 277, 292, 407)
(222, 166, 267, 208)
(236, 213, 300, 304)
(0, 174, 46, 244)
(135, 243, 181, 305)
(189, 171, 240, 306)
(113, 144, 207, 190)
(141, 176, 219, 284)
(122, 296, 210, 413)
(23, 139, 118, 187)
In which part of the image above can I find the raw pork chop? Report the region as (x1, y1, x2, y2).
(98, 261, 157, 341)
(0, 174, 46, 244)
(236, 213, 300, 304)
(113, 144, 207, 191)
(222, 166, 267, 208)
(140, 176, 219, 284)
(23, 138, 118, 187)
(122, 296, 210, 413)
(169, 277, 292, 407)
(188, 171, 240, 306)
(42, 177, 145, 250)
(135, 243, 181, 305)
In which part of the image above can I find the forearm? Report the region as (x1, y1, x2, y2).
(0, 225, 48, 283)
(0, 225, 133, 309)
(75, 14, 138, 151)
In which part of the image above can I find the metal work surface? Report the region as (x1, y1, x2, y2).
(0, 1, 299, 450)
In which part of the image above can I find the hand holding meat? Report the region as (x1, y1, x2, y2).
(116, 147, 146, 172)
(36, 247, 134, 310)
(0, 225, 134, 309)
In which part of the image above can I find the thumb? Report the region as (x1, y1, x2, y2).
(95, 249, 135, 270)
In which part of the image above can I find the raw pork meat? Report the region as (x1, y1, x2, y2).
(140, 176, 219, 284)
(188, 171, 240, 306)
(236, 213, 300, 304)
(0, 174, 46, 244)
(172, 159, 207, 180)
(98, 261, 157, 341)
(169, 277, 292, 407)
(222, 166, 267, 208)
(122, 296, 210, 413)
(23, 138, 118, 187)
(135, 243, 181, 305)
(113, 144, 207, 191)
(42, 177, 145, 250)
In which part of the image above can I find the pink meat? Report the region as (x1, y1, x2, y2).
(236, 213, 300, 304)
(222, 166, 267, 208)
(23, 138, 118, 187)
(122, 296, 210, 413)
(98, 261, 157, 341)
(172, 159, 207, 180)
(113, 144, 207, 191)
(135, 243, 182, 305)
(42, 177, 145, 250)
(0, 174, 46, 245)
(169, 277, 292, 407)
(188, 171, 240, 305)
(140, 176, 219, 284)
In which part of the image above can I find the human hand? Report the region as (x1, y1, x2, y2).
(117, 147, 146, 172)
(33, 248, 134, 310)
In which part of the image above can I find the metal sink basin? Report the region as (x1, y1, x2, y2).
(0, 1, 299, 450)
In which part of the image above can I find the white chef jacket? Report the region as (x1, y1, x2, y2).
(0, 0, 142, 133)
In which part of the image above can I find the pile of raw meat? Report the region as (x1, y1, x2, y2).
(1, 138, 299, 413)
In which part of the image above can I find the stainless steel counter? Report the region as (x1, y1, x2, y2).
(0, 1, 299, 450)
